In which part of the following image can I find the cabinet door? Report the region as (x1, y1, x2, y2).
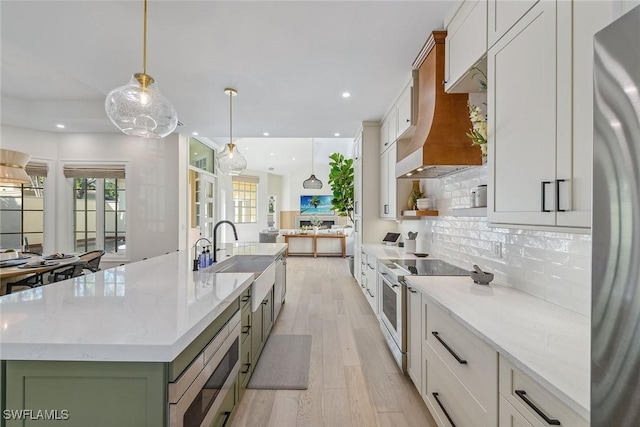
(251, 304, 263, 363)
(488, 0, 539, 48)
(499, 395, 534, 427)
(488, 0, 557, 226)
(354, 158, 362, 218)
(387, 109, 397, 144)
(396, 84, 413, 137)
(380, 150, 390, 218)
(380, 118, 391, 154)
(407, 286, 422, 393)
(262, 289, 274, 338)
(445, 0, 488, 93)
(387, 143, 397, 218)
(556, 0, 614, 228)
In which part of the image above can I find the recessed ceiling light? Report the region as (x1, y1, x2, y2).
(334, 133, 340, 137)
(292, 158, 296, 161)
(342, 92, 351, 98)
(416, 167, 424, 172)
(270, 152, 274, 156)
(192, 132, 198, 136)
(263, 132, 270, 136)
(406, 173, 413, 177)
(56, 124, 65, 129)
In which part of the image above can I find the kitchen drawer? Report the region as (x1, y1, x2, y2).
(212, 376, 237, 427)
(239, 339, 253, 389)
(425, 343, 489, 427)
(426, 303, 498, 425)
(241, 302, 252, 347)
(499, 356, 588, 427)
(240, 287, 251, 309)
(500, 395, 533, 427)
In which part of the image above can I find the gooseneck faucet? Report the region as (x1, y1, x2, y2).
(193, 237, 212, 271)
(213, 220, 238, 263)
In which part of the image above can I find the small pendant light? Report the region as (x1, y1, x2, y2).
(303, 138, 323, 189)
(217, 88, 247, 176)
(105, 0, 178, 138)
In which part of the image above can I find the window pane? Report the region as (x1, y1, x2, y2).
(0, 234, 21, 250)
(105, 212, 117, 233)
(23, 211, 43, 233)
(75, 212, 87, 232)
(0, 211, 22, 233)
(0, 195, 21, 210)
(23, 194, 44, 210)
(24, 232, 43, 252)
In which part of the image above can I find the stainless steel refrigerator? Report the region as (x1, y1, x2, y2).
(593, 4, 640, 426)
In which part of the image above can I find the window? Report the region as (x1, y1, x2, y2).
(232, 176, 258, 223)
(0, 162, 47, 251)
(64, 165, 126, 255)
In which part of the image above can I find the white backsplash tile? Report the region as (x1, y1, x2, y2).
(399, 165, 592, 316)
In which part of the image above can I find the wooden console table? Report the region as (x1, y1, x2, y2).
(283, 234, 347, 258)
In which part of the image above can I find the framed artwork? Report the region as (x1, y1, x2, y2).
(300, 195, 333, 214)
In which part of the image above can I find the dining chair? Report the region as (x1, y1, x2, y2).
(6, 266, 57, 294)
(78, 250, 105, 274)
(48, 262, 85, 283)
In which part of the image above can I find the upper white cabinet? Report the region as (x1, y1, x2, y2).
(444, 0, 488, 93)
(488, 0, 615, 228)
(380, 73, 417, 155)
(487, 0, 539, 48)
(379, 143, 412, 220)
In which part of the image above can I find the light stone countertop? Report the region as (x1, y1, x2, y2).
(361, 243, 426, 260)
(406, 275, 590, 419)
(0, 244, 287, 362)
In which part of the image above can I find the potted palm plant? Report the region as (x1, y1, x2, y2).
(328, 153, 354, 223)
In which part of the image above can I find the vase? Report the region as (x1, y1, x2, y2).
(313, 226, 319, 234)
(408, 180, 421, 210)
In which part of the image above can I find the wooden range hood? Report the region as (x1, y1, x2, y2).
(396, 31, 482, 178)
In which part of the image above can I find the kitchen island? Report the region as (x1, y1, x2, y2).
(0, 243, 287, 427)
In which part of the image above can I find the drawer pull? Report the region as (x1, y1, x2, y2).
(241, 295, 250, 302)
(367, 289, 374, 297)
(407, 287, 417, 294)
(241, 363, 251, 374)
(432, 392, 456, 427)
(515, 390, 561, 425)
(242, 325, 251, 334)
(432, 331, 467, 364)
(221, 411, 232, 427)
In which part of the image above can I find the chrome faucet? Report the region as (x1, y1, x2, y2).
(193, 237, 212, 271)
(213, 220, 238, 263)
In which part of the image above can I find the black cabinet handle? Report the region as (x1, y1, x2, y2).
(541, 181, 552, 212)
(432, 331, 467, 364)
(367, 289, 374, 297)
(384, 204, 389, 214)
(555, 179, 566, 212)
(408, 287, 417, 294)
(221, 411, 232, 427)
(367, 264, 374, 270)
(262, 300, 268, 305)
(242, 325, 251, 334)
(406, 118, 411, 123)
(442, 80, 448, 85)
(385, 142, 389, 146)
(241, 295, 250, 302)
(391, 284, 399, 288)
(241, 363, 251, 374)
(432, 393, 456, 427)
(515, 390, 561, 425)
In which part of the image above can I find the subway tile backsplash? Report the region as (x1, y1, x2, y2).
(399, 166, 591, 316)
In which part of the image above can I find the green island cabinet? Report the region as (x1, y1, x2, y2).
(0, 284, 278, 427)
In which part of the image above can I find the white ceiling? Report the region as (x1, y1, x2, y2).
(1, 0, 454, 170)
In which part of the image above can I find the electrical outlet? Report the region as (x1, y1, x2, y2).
(493, 242, 502, 258)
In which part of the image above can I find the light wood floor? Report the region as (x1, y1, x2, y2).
(231, 257, 437, 427)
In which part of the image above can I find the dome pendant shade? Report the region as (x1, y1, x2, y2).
(105, 73, 178, 138)
(217, 88, 247, 175)
(302, 138, 323, 189)
(217, 143, 247, 176)
(0, 149, 31, 185)
(303, 174, 323, 189)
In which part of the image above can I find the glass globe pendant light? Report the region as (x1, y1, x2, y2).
(217, 88, 247, 175)
(105, 0, 178, 138)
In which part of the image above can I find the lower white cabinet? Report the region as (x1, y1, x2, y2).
(499, 395, 533, 427)
(363, 254, 378, 314)
(406, 285, 422, 391)
(499, 357, 588, 427)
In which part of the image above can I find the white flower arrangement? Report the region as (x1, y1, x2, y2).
(310, 214, 323, 227)
(466, 101, 487, 157)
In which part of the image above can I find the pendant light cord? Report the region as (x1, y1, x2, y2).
(311, 138, 315, 175)
(143, 0, 148, 75)
(229, 91, 233, 145)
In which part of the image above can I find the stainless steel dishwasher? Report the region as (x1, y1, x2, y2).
(274, 253, 286, 318)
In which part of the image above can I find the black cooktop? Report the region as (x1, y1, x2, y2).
(389, 259, 469, 276)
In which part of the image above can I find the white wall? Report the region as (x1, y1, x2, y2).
(281, 162, 333, 212)
(1, 125, 185, 266)
(398, 166, 591, 316)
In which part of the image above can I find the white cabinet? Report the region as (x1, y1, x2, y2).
(396, 83, 414, 137)
(499, 395, 533, 427)
(499, 356, 588, 427)
(363, 252, 378, 314)
(379, 145, 396, 218)
(445, 0, 488, 93)
(406, 285, 422, 393)
(487, 0, 539, 48)
(488, 0, 614, 228)
(379, 119, 391, 154)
